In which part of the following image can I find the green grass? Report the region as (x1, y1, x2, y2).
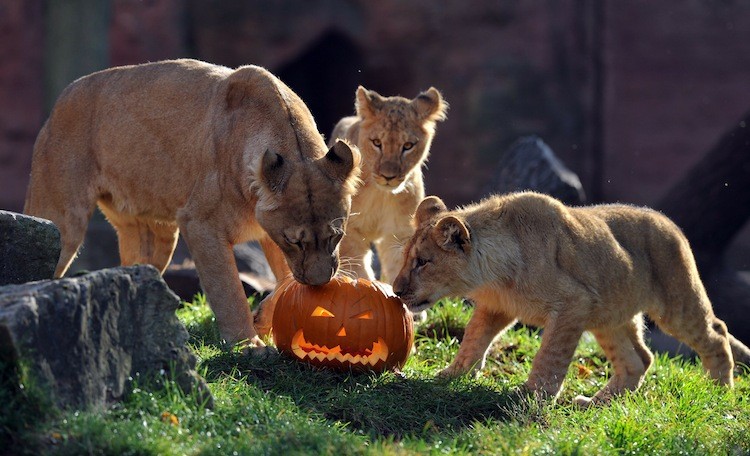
(4, 296, 750, 455)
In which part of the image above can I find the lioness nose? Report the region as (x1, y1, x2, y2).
(380, 172, 398, 181)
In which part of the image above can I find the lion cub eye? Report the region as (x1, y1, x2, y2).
(311, 306, 335, 317)
(415, 257, 429, 268)
(371, 138, 382, 148)
(402, 142, 414, 152)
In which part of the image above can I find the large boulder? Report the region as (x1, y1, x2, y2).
(0, 210, 61, 286)
(0, 265, 211, 409)
(482, 135, 586, 205)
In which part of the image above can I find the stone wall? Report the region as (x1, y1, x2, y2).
(1, 0, 748, 267)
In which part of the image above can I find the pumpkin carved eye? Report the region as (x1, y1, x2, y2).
(311, 306, 334, 317)
(354, 310, 374, 320)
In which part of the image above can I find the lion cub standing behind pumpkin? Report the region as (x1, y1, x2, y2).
(393, 191, 750, 406)
(329, 86, 448, 283)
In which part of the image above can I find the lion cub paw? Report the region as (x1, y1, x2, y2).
(437, 364, 473, 379)
(573, 392, 612, 408)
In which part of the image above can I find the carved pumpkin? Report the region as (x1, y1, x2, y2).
(272, 276, 414, 372)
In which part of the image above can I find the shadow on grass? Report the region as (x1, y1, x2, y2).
(201, 351, 546, 440)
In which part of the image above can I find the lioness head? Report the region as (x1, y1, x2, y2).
(355, 86, 448, 193)
(393, 196, 473, 312)
(255, 139, 361, 286)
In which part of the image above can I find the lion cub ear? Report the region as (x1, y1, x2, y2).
(433, 216, 471, 254)
(412, 87, 448, 122)
(260, 149, 290, 193)
(415, 196, 448, 225)
(355, 86, 385, 119)
(319, 139, 362, 183)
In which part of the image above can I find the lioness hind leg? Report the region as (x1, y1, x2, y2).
(144, 220, 179, 273)
(653, 310, 733, 387)
(574, 316, 653, 408)
(99, 203, 178, 273)
(25, 192, 94, 278)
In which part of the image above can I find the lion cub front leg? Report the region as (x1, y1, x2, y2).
(524, 311, 584, 401)
(181, 222, 267, 353)
(439, 304, 516, 378)
(339, 228, 376, 280)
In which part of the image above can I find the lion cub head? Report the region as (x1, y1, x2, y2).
(355, 86, 448, 192)
(393, 196, 473, 312)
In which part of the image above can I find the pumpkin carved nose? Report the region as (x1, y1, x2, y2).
(336, 325, 347, 337)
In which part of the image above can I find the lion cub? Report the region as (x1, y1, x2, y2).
(393, 191, 750, 406)
(329, 86, 448, 283)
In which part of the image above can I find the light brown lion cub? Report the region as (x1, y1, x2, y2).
(24, 59, 361, 351)
(329, 86, 448, 283)
(393, 191, 750, 406)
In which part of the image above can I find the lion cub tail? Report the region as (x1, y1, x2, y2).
(729, 334, 750, 369)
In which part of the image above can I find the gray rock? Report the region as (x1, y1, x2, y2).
(233, 242, 274, 280)
(483, 136, 586, 205)
(0, 211, 61, 285)
(0, 265, 211, 410)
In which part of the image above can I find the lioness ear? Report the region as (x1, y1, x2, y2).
(433, 216, 471, 254)
(355, 86, 385, 119)
(260, 149, 290, 193)
(319, 139, 362, 183)
(412, 87, 448, 122)
(415, 196, 448, 225)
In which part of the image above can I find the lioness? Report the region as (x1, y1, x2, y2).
(393, 191, 750, 406)
(254, 86, 447, 336)
(24, 59, 361, 350)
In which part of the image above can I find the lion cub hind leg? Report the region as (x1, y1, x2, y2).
(654, 311, 734, 387)
(574, 316, 653, 408)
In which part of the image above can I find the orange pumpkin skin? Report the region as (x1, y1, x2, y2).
(272, 276, 414, 372)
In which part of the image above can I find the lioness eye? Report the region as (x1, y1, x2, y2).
(416, 257, 429, 268)
(403, 142, 414, 152)
(371, 138, 382, 148)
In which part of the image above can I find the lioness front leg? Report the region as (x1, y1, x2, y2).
(181, 222, 265, 352)
(253, 236, 293, 338)
(524, 312, 584, 401)
(439, 304, 516, 378)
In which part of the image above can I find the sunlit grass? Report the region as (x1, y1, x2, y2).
(4, 295, 750, 455)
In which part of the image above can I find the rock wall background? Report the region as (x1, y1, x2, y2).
(1, 0, 749, 269)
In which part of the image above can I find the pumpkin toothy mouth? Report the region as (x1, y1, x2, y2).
(291, 330, 389, 366)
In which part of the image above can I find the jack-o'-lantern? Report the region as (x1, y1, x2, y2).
(271, 276, 414, 372)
